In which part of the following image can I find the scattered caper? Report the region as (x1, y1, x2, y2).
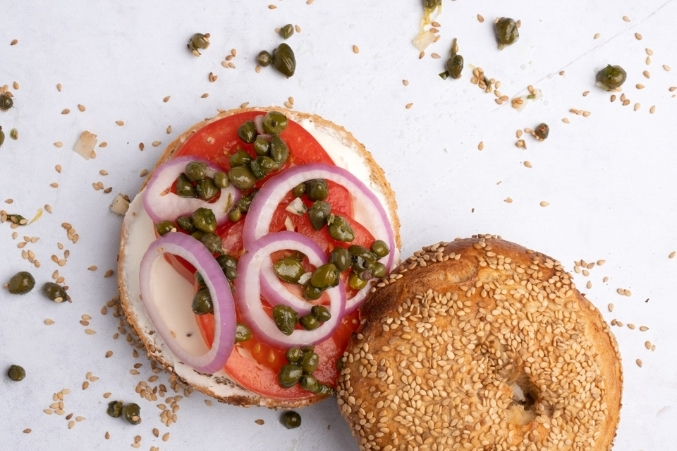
(176, 173, 197, 198)
(184, 161, 208, 182)
(213, 171, 229, 189)
(299, 374, 320, 393)
(7, 365, 25, 381)
(596, 65, 627, 90)
(229, 150, 252, 168)
(237, 121, 257, 144)
(176, 216, 194, 232)
(0, 94, 13, 111)
(200, 233, 222, 253)
(196, 178, 219, 201)
(9, 128, 18, 140)
(155, 220, 176, 236)
(228, 165, 257, 190)
(228, 208, 242, 222)
(308, 201, 331, 230)
(270, 135, 290, 165)
(447, 54, 464, 79)
(195, 271, 206, 288)
(192, 207, 217, 233)
(327, 216, 355, 242)
(6, 214, 26, 226)
(424, 0, 442, 10)
(310, 264, 339, 289)
(494, 18, 519, 49)
(257, 50, 273, 67)
(262, 111, 289, 135)
(370, 262, 387, 279)
(0, 127, 4, 147)
(253, 136, 270, 156)
(370, 240, 390, 258)
(107, 400, 124, 418)
(42, 282, 68, 303)
(280, 410, 302, 429)
(303, 284, 323, 300)
(216, 254, 238, 280)
(285, 347, 304, 363)
(191, 230, 206, 241)
(188, 33, 210, 56)
(316, 384, 335, 396)
(121, 403, 141, 425)
(272, 43, 296, 78)
(274, 257, 305, 283)
(535, 123, 550, 140)
(235, 189, 257, 213)
(300, 351, 319, 374)
(349, 245, 376, 271)
(291, 183, 306, 197)
(329, 247, 351, 271)
(7, 271, 35, 294)
(235, 323, 252, 342)
(306, 179, 328, 201)
(280, 24, 295, 40)
(299, 314, 321, 330)
(192, 288, 213, 315)
(278, 364, 303, 388)
(348, 272, 367, 290)
(311, 305, 331, 323)
(251, 155, 279, 179)
(273, 305, 298, 335)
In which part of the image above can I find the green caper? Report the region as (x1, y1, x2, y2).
(9, 128, 18, 140)
(7, 271, 35, 295)
(327, 216, 355, 242)
(196, 178, 219, 201)
(257, 50, 272, 67)
(447, 54, 464, 79)
(306, 179, 328, 201)
(262, 111, 289, 135)
(303, 284, 323, 300)
(348, 272, 367, 290)
(191, 230, 206, 241)
(285, 347, 304, 363)
(278, 364, 303, 388)
(0, 127, 4, 147)
(370, 262, 387, 279)
(229, 150, 252, 168)
(494, 18, 519, 49)
(176, 216, 194, 232)
(188, 33, 210, 56)
(213, 171, 229, 188)
(535, 123, 550, 140)
(424, 0, 441, 9)
(349, 245, 376, 271)
(253, 136, 270, 156)
(228, 208, 242, 222)
(0, 94, 13, 111)
(596, 65, 627, 90)
(329, 247, 351, 271)
(192, 207, 217, 233)
(192, 288, 213, 315)
(274, 257, 305, 283)
(195, 271, 206, 288)
(308, 201, 331, 231)
(235, 189, 257, 213)
(370, 240, 390, 258)
(251, 155, 279, 179)
(121, 403, 141, 425)
(291, 183, 306, 197)
(184, 161, 208, 182)
(299, 314, 320, 330)
(310, 264, 339, 289)
(7, 365, 25, 381)
(280, 410, 301, 429)
(270, 135, 290, 165)
(280, 24, 295, 39)
(311, 305, 331, 323)
(235, 323, 252, 342)
(237, 121, 257, 144)
(273, 305, 298, 335)
(299, 374, 320, 393)
(216, 254, 238, 280)
(228, 166, 256, 190)
(300, 351, 319, 373)
(201, 233, 222, 253)
(6, 214, 26, 226)
(316, 384, 335, 396)
(272, 43, 296, 78)
(107, 400, 123, 418)
(176, 173, 197, 198)
(42, 282, 68, 303)
(156, 220, 176, 236)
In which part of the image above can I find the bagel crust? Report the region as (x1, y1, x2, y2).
(337, 235, 622, 451)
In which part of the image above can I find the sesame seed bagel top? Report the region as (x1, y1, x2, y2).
(337, 234, 622, 451)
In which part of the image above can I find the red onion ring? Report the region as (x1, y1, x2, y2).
(259, 254, 323, 315)
(143, 156, 241, 225)
(139, 232, 236, 374)
(235, 231, 345, 347)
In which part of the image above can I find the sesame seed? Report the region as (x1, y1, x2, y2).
(295, 25, 302, 33)
(23, 428, 31, 434)
(405, 103, 413, 109)
(402, 80, 409, 86)
(477, 141, 484, 151)
(85, 329, 96, 335)
(167, 125, 172, 134)
(353, 45, 359, 54)
(643, 70, 650, 78)
(524, 161, 532, 168)
(11, 39, 18, 45)
(635, 32, 642, 40)
(669, 251, 676, 259)
(540, 201, 550, 207)
(431, 52, 441, 59)
(623, 15, 630, 22)
(646, 56, 651, 65)
(636, 359, 643, 367)
(646, 48, 654, 55)
(636, 83, 645, 89)
(608, 303, 614, 312)
(634, 103, 641, 111)
(477, 14, 484, 22)
(163, 432, 170, 441)
(583, 90, 590, 96)
(77, 104, 85, 112)
(664, 65, 671, 71)
(115, 120, 124, 126)
(163, 96, 170, 103)
(562, 118, 570, 124)
(504, 197, 513, 203)
(650, 105, 656, 114)
(268, 4, 276, 9)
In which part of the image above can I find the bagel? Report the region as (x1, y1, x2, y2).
(337, 234, 622, 450)
(117, 107, 401, 408)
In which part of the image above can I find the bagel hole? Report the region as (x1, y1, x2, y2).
(507, 372, 541, 426)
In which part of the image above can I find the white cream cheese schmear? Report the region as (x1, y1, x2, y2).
(119, 113, 399, 403)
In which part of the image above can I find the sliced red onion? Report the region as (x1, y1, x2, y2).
(235, 231, 345, 347)
(254, 115, 265, 134)
(143, 156, 241, 225)
(139, 232, 236, 374)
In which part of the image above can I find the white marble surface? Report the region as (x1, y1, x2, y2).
(1, 0, 676, 449)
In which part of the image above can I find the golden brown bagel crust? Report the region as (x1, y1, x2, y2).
(118, 107, 401, 408)
(338, 235, 622, 451)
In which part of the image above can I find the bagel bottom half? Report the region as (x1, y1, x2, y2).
(337, 235, 622, 451)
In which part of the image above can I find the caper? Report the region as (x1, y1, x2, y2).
(184, 161, 208, 182)
(156, 220, 176, 236)
(280, 24, 295, 39)
(251, 155, 279, 179)
(262, 111, 289, 135)
(348, 272, 367, 290)
(196, 178, 219, 201)
(195, 271, 206, 288)
(316, 384, 335, 396)
(447, 54, 464, 79)
(311, 305, 331, 322)
(253, 136, 270, 156)
(299, 314, 320, 330)
(329, 247, 351, 271)
(213, 171, 229, 188)
(257, 50, 272, 67)
(235, 323, 252, 342)
(107, 400, 123, 418)
(7, 271, 35, 295)
(300, 351, 320, 374)
(371, 262, 387, 279)
(273, 305, 298, 335)
(494, 18, 519, 49)
(42, 282, 68, 303)
(424, 0, 441, 9)
(280, 410, 301, 429)
(274, 257, 305, 283)
(370, 240, 390, 258)
(272, 43, 296, 78)
(310, 263, 339, 289)
(216, 255, 238, 280)
(228, 208, 242, 222)
(349, 245, 376, 271)
(188, 33, 210, 56)
(192, 207, 217, 233)
(299, 374, 320, 393)
(291, 183, 306, 197)
(121, 403, 141, 425)
(176, 216, 194, 232)
(191, 230, 206, 241)
(303, 284, 323, 300)
(0, 94, 13, 111)
(228, 166, 257, 190)
(235, 189, 257, 213)
(270, 135, 290, 165)
(7, 365, 25, 381)
(278, 363, 303, 388)
(9, 128, 18, 140)
(176, 173, 197, 198)
(596, 65, 627, 90)
(0, 127, 4, 147)
(306, 179, 328, 201)
(328, 216, 355, 242)
(535, 123, 550, 140)
(200, 233, 222, 253)
(192, 288, 213, 315)
(308, 201, 331, 230)
(237, 121, 257, 144)
(285, 347, 303, 363)
(229, 149, 252, 168)
(6, 214, 26, 226)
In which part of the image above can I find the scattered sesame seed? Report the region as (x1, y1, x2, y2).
(163, 96, 170, 103)
(540, 201, 550, 207)
(646, 48, 654, 55)
(634, 103, 641, 111)
(643, 70, 651, 78)
(268, 4, 276, 9)
(635, 32, 642, 40)
(431, 52, 441, 59)
(504, 197, 513, 203)
(85, 329, 96, 335)
(352, 45, 359, 54)
(524, 161, 532, 168)
(11, 39, 18, 45)
(254, 419, 265, 425)
(623, 15, 630, 22)
(56, 83, 62, 91)
(477, 141, 484, 151)
(295, 25, 302, 33)
(115, 120, 124, 126)
(650, 105, 656, 114)
(664, 65, 671, 71)
(405, 103, 413, 109)
(23, 428, 31, 434)
(419, 51, 425, 59)
(646, 56, 651, 65)
(669, 251, 676, 259)
(477, 14, 484, 23)
(88, 265, 97, 271)
(636, 359, 643, 367)
(583, 90, 590, 96)
(140, 169, 149, 177)
(77, 104, 86, 112)
(562, 118, 570, 123)
(201, 93, 209, 98)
